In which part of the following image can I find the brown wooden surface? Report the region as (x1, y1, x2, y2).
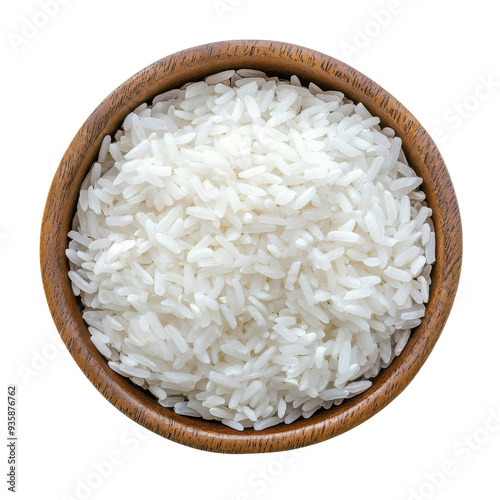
(40, 40, 462, 454)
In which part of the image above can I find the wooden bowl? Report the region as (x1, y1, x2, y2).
(40, 40, 462, 453)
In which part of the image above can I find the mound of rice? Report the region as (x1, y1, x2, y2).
(67, 69, 435, 431)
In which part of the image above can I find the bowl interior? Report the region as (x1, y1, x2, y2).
(40, 40, 462, 453)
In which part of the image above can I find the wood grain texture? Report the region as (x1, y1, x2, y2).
(40, 40, 462, 454)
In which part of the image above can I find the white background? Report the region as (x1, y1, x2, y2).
(2, 1, 499, 499)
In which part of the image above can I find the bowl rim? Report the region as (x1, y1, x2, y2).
(40, 39, 462, 454)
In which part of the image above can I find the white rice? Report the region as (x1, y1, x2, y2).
(67, 69, 435, 431)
